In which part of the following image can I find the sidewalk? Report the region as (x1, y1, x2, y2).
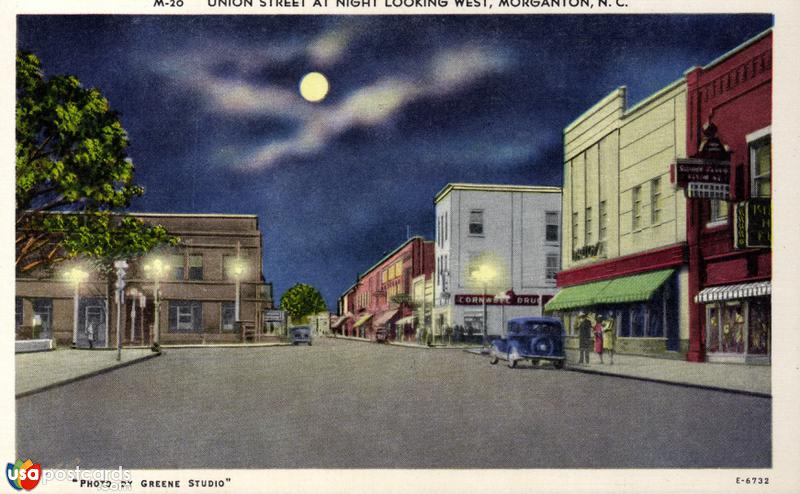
(468, 348, 770, 397)
(16, 348, 160, 398)
(330, 335, 480, 350)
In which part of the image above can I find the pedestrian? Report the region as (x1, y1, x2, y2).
(593, 315, 605, 364)
(86, 322, 95, 349)
(576, 312, 592, 364)
(602, 314, 615, 365)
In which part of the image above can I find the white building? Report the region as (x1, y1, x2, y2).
(432, 183, 562, 338)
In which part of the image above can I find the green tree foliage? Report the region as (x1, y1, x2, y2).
(280, 284, 328, 323)
(15, 51, 176, 273)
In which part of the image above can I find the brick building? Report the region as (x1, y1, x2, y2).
(15, 213, 273, 347)
(338, 236, 434, 340)
(683, 29, 772, 364)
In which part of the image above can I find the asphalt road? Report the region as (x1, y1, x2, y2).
(17, 338, 770, 468)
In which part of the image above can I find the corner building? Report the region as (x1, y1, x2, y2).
(15, 213, 273, 347)
(684, 30, 772, 364)
(433, 183, 562, 339)
(546, 81, 691, 356)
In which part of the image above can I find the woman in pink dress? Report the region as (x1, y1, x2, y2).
(593, 315, 605, 364)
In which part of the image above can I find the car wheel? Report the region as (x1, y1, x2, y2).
(530, 337, 554, 356)
(554, 359, 565, 370)
(489, 348, 499, 365)
(531, 359, 540, 367)
(507, 348, 518, 368)
(293, 342, 298, 345)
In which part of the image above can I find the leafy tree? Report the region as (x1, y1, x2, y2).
(15, 50, 175, 273)
(280, 284, 328, 323)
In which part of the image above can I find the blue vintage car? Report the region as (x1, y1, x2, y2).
(290, 326, 312, 346)
(489, 317, 566, 369)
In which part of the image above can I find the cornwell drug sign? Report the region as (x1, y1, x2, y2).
(454, 292, 540, 306)
(734, 198, 771, 249)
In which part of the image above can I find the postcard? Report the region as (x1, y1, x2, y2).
(5, 0, 799, 493)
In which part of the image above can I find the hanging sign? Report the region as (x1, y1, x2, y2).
(734, 198, 771, 249)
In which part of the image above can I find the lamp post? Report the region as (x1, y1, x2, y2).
(65, 267, 89, 348)
(139, 292, 146, 344)
(144, 258, 169, 352)
(474, 264, 497, 350)
(114, 260, 128, 362)
(230, 259, 245, 323)
(127, 288, 140, 343)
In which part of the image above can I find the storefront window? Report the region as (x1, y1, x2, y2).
(647, 302, 662, 337)
(707, 306, 720, 353)
(720, 302, 745, 354)
(619, 309, 630, 337)
(748, 297, 770, 355)
(630, 304, 645, 337)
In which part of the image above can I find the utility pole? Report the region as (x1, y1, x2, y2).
(114, 260, 128, 362)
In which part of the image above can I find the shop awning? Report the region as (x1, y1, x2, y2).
(353, 313, 373, 328)
(695, 281, 771, 304)
(331, 315, 351, 328)
(544, 269, 675, 312)
(544, 279, 612, 312)
(594, 269, 675, 305)
(395, 316, 414, 326)
(373, 309, 399, 327)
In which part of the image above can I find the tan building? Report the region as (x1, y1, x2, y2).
(15, 213, 273, 347)
(547, 81, 691, 355)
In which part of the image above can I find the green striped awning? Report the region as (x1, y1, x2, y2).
(544, 279, 612, 312)
(545, 269, 675, 312)
(594, 269, 675, 305)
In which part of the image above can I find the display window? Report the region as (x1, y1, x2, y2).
(705, 297, 770, 357)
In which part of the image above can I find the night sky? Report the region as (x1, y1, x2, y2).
(17, 15, 773, 308)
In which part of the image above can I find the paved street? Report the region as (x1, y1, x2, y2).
(17, 338, 770, 469)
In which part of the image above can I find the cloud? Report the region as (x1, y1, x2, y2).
(237, 44, 511, 171)
(307, 24, 358, 67)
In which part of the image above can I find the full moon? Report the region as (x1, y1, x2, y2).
(299, 72, 329, 102)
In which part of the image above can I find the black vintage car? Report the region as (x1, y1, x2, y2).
(489, 317, 566, 369)
(290, 326, 312, 345)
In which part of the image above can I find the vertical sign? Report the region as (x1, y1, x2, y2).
(734, 199, 771, 249)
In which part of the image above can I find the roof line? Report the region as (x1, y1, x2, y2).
(698, 27, 772, 73)
(359, 235, 430, 279)
(434, 183, 562, 204)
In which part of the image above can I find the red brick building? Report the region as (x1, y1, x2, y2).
(684, 29, 772, 363)
(339, 236, 434, 340)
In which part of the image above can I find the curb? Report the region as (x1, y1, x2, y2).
(389, 342, 478, 350)
(467, 349, 771, 399)
(564, 365, 772, 399)
(160, 342, 291, 349)
(16, 352, 162, 399)
(330, 336, 479, 350)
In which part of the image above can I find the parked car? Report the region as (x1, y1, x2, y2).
(290, 326, 312, 346)
(374, 328, 388, 343)
(489, 317, 565, 369)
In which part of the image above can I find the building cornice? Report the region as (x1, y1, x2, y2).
(433, 183, 562, 204)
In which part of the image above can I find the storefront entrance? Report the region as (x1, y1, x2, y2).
(76, 298, 107, 348)
(704, 296, 770, 363)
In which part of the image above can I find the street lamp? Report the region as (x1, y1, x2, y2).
(143, 258, 170, 351)
(127, 288, 140, 342)
(473, 264, 497, 350)
(64, 266, 89, 347)
(229, 258, 246, 323)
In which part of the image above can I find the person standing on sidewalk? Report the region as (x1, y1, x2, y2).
(577, 312, 592, 364)
(593, 315, 604, 364)
(86, 323, 95, 349)
(602, 314, 615, 365)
